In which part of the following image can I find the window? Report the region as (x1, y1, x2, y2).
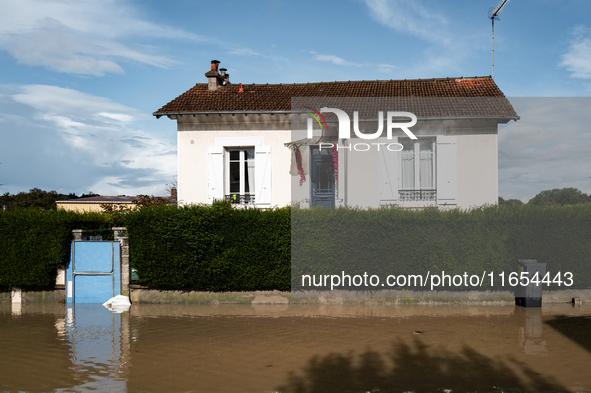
(226, 148, 255, 204)
(399, 139, 436, 201)
(208, 143, 271, 207)
(378, 135, 456, 207)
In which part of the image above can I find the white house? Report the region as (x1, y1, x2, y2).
(154, 60, 518, 210)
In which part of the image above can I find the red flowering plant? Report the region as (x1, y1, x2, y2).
(294, 146, 306, 185)
(331, 145, 338, 181)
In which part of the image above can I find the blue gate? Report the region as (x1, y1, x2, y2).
(67, 241, 121, 304)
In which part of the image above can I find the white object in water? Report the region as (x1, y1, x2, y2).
(103, 295, 131, 313)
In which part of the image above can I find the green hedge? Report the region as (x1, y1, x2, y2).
(126, 202, 291, 290)
(0, 210, 126, 290)
(2, 204, 590, 292)
(291, 204, 591, 290)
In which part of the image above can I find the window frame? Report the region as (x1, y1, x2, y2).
(399, 137, 437, 203)
(224, 147, 255, 204)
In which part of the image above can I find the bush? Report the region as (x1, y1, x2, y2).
(291, 204, 591, 291)
(2, 203, 590, 293)
(0, 209, 126, 289)
(126, 202, 291, 291)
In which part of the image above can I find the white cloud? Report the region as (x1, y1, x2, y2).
(311, 52, 363, 67)
(310, 51, 397, 74)
(227, 48, 264, 57)
(0, 0, 203, 75)
(1, 84, 175, 195)
(362, 0, 450, 44)
(359, 0, 487, 78)
(13, 85, 147, 122)
(376, 64, 398, 73)
(560, 26, 591, 80)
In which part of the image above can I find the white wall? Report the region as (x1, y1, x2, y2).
(178, 130, 292, 207)
(176, 120, 500, 210)
(456, 133, 498, 208)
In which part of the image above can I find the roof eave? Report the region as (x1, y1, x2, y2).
(153, 111, 519, 122)
(153, 110, 295, 119)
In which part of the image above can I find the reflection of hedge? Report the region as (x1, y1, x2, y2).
(291, 205, 591, 291)
(126, 202, 291, 291)
(0, 210, 122, 290)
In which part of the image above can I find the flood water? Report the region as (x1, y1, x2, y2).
(1, 302, 591, 393)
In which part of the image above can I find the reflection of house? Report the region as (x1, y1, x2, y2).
(154, 60, 518, 210)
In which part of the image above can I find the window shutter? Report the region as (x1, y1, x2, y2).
(207, 146, 224, 203)
(436, 135, 457, 206)
(255, 145, 272, 207)
(378, 137, 399, 205)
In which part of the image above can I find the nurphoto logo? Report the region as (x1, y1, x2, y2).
(305, 107, 418, 151)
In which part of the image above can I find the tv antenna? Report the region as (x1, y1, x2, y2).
(489, 0, 511, 79)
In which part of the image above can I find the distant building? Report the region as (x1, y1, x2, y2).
(56, 189, 177, 212)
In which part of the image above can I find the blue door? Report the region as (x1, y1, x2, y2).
(67, 241, 121, 304)
(311, 146, 336, 208)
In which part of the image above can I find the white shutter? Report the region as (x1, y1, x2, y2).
(255, 145, 272, 207)
(378, 137, 399, 205)
(436, 135, 457, 206)
(207, 146, 224, 203)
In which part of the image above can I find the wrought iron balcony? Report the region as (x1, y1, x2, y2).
(399, 189, 437, 202)
(225, 194, 255, 205)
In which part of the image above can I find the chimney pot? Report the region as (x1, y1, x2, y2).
(238, 83, 244, 93)
(206, 60, 223, 91)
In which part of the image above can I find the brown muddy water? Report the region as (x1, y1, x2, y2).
(1, 303, 591, 393)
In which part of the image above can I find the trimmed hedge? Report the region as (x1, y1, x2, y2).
(291, 204, 591, 290)
(0, 210, 126, 290)
(2, 204, 590, 292)
(126, 202, 291, 290)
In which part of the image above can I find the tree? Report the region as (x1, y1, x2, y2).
(528, 187, 588, 206)
(498, 196, 524, 206)
(0, 188, 72, 210)
(164, 176, 178, 195)
(133, 195, 171, 208)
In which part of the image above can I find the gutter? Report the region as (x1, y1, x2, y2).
(154, 111, 519, 122)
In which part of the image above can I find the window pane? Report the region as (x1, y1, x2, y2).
(229, 161, 240, 193)
(401, 142, 415, 189)
(245, 149, 254, 195)
(419, 149, 433, 188)
(229, 151, 240, 161)
(316, 162, 333, 192)
(419, 141, 433, 152)
(419, 141, 433, 189)
(244, 162, 250, 193)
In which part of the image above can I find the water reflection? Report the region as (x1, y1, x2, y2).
(1, 303, 591, 392)
(516, 307, 547, 356)
(59, 305, 128, 392)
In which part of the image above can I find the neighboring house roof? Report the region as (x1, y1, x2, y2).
(56, 196, 173, 204)
(154, 76, 519, 121)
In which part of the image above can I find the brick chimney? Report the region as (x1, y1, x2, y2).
(205, 60, 223, 91)
(170, 187, 177, 203)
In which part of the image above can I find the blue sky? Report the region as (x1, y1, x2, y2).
(0, 0, 590, 201)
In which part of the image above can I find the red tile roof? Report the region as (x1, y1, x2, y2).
(154, 76, 518, 120)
